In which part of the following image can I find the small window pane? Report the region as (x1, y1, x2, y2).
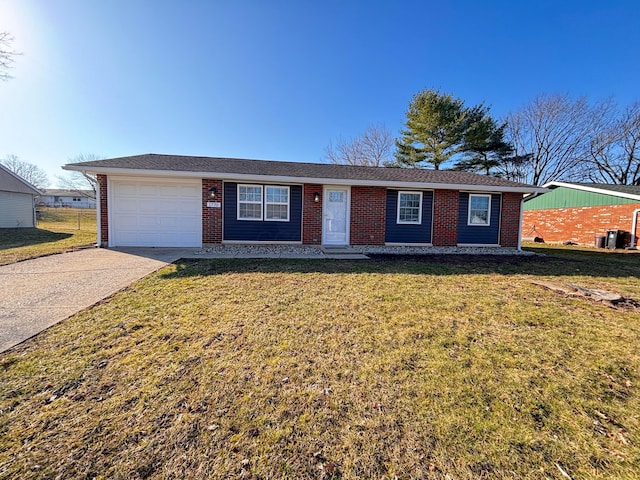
(239, 186, 262, 202)
(329, 191, 344, 203)
(266, 187, 288, 203)
(239, 203, 262, 219)
(266, 204, 288, 220)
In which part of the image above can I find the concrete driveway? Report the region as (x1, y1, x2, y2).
(0, 248, 186, 353)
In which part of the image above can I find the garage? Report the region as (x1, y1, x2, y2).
(109, 178, 202, 247)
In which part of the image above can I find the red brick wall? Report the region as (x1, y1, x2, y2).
(349, 186, 386, 245)
(202, 179, 223, 244)
(432, 189, 459, 246)
(97, 174, 108, 247)
(522, 203, 640, 245)
(302, 184, 323, 244)
(500, 193, 524, 247)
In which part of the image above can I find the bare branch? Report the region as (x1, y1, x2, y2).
(325, 124, 395, 167)
(1, 154, 49, 189)
(0, 32, 20, 81)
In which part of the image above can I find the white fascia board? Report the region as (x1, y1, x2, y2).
(63, 165, 547, 194)
(543, 181, 640, 202)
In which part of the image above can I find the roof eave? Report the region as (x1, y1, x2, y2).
(543, 181, 640, 201)
(0, 164, 42, 195)
(63, 165, 545, 194)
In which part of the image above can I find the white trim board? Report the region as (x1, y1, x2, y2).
(542, 182, 640, 202)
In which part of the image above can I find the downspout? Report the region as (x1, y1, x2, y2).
(630, 208, 640, 249)
(95, 182, 101, 247)
(517, 196, 524, 251)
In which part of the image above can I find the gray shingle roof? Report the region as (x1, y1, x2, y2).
(67, 153, 539, 190)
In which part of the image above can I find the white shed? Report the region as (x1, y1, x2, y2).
(0, 164, 42, 228)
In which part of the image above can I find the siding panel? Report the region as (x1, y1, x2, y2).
(0, 191, 35, 228)
(524, 186, 638, 210)
(457, 192, 501, 244)
(224, 182, 302, 241)
(385, 190, 433, 243)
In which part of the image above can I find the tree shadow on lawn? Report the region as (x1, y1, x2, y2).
(161, 249, 640, 280)
(0, 228, 72, 249)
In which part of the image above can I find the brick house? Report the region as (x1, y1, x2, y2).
(522, 182, 640, 247)
(64, 154, 543, 249)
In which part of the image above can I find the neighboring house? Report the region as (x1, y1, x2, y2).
(522, 182, 640, 247)
(63, 154, 544, 249)
(39, 189, 96, 209)
(0, 163, 42, 228)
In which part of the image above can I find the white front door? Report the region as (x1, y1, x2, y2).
(323, 186, 350, 245)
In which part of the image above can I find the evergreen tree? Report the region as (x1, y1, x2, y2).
(454, 107, 513, 175)
(394, 89, 468, 170)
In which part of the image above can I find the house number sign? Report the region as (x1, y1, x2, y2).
(207, 202, 221, 208)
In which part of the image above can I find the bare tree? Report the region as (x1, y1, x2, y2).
(505, 93, 597, 185)
(325, 124, 395, 167)
(0, 32, 19, 81)
(1, 154, 48, 189)
(585, 102, 640, 185)
(57, 153, 102, 198)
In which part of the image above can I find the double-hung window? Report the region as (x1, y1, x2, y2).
(237, 184, 290, 222)
(265, 186, 289, 221)
(468, 194, 491, 226)
(397, 191, 422, 224)
(238, 185, 263, 220)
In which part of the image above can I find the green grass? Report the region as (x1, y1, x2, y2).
(0, 208, 96, 265)
(1, 249, 639, 479)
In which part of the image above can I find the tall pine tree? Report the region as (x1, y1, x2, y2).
(395, 88, 513, 174)
(395, 89, 467, 170)
(454, 107, 513, 175)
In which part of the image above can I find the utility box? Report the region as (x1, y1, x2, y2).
(605, 230, 626, 249)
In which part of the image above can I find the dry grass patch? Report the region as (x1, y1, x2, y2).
(1, 252, 639, 479)
(0, 208, 96, 265)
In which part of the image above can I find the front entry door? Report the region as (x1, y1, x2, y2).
(323, 186, 350, 245)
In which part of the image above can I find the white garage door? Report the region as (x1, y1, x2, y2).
(110, 178, 202, 247)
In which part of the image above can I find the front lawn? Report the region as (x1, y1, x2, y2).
(1, 250, 639, 479)
(0, 208, 96, 265)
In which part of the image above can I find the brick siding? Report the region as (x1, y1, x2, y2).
(97, 174, 108, 247)
(350, 186, 386, 245)
(302, 184, 323, 244)
(432, 189, 459, 246)
(202, 179, 223, 244)
(522, 203, 640, 245)
(500, 193, 523, 247)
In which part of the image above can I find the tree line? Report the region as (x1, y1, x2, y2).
(326, 89, 640, 186)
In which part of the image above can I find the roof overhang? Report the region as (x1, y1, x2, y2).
(543, 181, 640, 202)
(63, 165, 547, 194)
(0, 164, 42, 196)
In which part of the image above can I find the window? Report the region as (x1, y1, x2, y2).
(397, 191, 422, 224)
(237, 184, 290, 222)
(238, 185, 263, 220)
(265, 186, 290, 221)
(329, 191, 344, 203)
(72, 197, 81, 202)
(468, 194, 491, 226)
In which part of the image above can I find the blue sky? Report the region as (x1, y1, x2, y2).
(1, 0, 639, 186)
